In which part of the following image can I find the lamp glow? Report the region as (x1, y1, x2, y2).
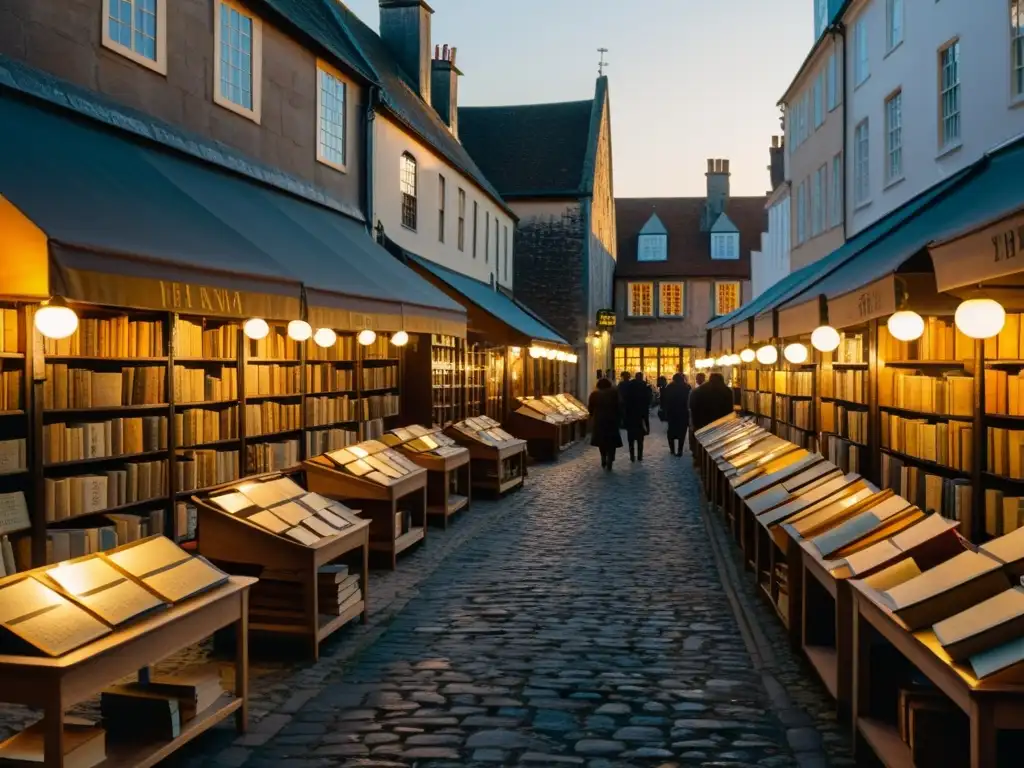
(287, 320, 312, 342)
(390, 330, 409, 347)
(529, 346, 543, 358)
(954, 299, 1006, 340)
(357, 329, 377, 346)
(811, 325, 841, 353)
(510, 346, 521, 357)
(313, 328, 337, 348)
(729, 354, 742, 365)
(556, 351, 567, 362)
(784, 343, 809, 364)
(34, 297, 78, 340)
(546, 348, 558, 360)
(568, 353, 578, 364)
(756, 345, 779, 365)
(887, 311, 925, 342)
(243, 318, 270, 340)
(740, 348, 756, 363)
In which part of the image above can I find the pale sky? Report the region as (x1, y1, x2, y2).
(342, 0, 814, 198)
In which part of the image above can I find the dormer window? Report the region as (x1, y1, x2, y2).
(637, 234, 667, 262)
(711, 232, 740, 260)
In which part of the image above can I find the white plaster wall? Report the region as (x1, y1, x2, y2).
(752, 192, 791, 298)
(374, 115, 515, 288)
(846, 0, 1024, 235)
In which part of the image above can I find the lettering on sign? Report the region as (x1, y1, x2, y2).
(596, 309, 616, 329)
(992, 222, 1024, 263)
(857, 289, 883, 319)
(159, 281, 244, 315)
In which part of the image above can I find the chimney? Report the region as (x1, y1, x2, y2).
(431, 43, 462, 138)
(379, 0, 433, 102)
(703, 158, 731, 230)
(768, 136, 785, 191)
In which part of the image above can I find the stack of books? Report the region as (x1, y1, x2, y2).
(101, 664, 224, 741)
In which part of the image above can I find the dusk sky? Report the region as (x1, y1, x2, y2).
(343, 0, 814, 198)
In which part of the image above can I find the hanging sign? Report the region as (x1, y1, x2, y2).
(596, 309, 616, 328)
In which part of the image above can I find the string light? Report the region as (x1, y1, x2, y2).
(243, 318, 270, 340)
(34, 296, 78, 340)
(357, 329, 377, 346)
(954, 299, 1006, 340)
(756, 345, 778, 365)
(784, 343, 809, 364)
(287, 320, 312, 342)
(887, 311, 924, 342)
(390, 330, 409, 347)
(810, 325, 841, 352)
(313, 328, 337, 348)
(739, 348, 756, 363)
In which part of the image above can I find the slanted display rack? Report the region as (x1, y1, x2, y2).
(446, 416, 526, 496)
(385, 425, 471, 528)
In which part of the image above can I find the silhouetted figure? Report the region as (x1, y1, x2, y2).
(689, 372, 735, 433)
(663, 373, 692, 456)
(622, 372, 652, 461)
(588, 377, 622, 470)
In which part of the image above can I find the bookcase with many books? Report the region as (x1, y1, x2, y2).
(818, 329, 869, 476)
(0, 303, 29, 583)
(773, 355, 817, 451)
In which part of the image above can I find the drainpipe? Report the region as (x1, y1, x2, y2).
(364, 85, 379, 236)
(834, 22, 848, 240)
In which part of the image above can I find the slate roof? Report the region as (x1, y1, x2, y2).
(614, 197, 765, 279)
(458, 78, 607, 199)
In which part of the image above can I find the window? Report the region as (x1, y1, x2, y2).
(830, 153, 843, 227)
(796, 180, 807, 244)
(711, 233, 740, 260)
(1014, 1, 1024, 98)
(316, 62, 346, 170)
(503, 226, 509, 281)
(813, 72, 824, 128)
(637, 233, 668, 261)
(214, 0, 262, 122)
(714, 282, 741, 317)
(854, 17, 869, 86)
(472, 201, 478, 258)
(627, 283, 654, 317)
(886, 91, 903, 181)
(102, 0, 166, 74)
(437, 174, 446, 242)
(485, 212, 490, 262)
(494, 217, 499, 267)
(827, 53, 840, 111)
(886, 0, 904, 51)
(854, 119, 870, 205)
(659, 283, 684, 317)
(812, 165, 826, 236)
(457, 189, 466, 251)
(940, 40, 961, 149)
(400, 152, 417, 230)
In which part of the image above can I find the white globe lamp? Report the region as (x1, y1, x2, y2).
(313, 328, 337, 348)
(243, 318, 270, 340)
(954, 299, 1006, 340)
(784, 343, 809, 364)
(811, 325, 841, 353)
(887, 311, 925, 342)
(756, 345, 778, 365)
(34, 297, 79, 340)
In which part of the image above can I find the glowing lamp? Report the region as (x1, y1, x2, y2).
(34, 296, 78, 340)
(887, 311, 924, 342)
(357, 329, 377, 346)
(739, 348, 756, 363)
(243, 318, 270, 340)
(784, 343, 809, 364)
(811, 325, 841, 353)
(287, 320, 312, 342)
(556, 351, 567, 361)
(756, 345, 778, 365)
(313, 328, 337, 348)
(390, 330, 409, 347)
(529, 346, 543, 358)
(546, 348, 558, 360)
(568, 353, 578, 364)
(954, 299, 1006, 340)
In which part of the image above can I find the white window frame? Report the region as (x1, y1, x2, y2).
(796, 180, 807, 244)
(854, 119, 870, 206)
(627, 282, 654, 317)
(213, 0, 263, 123)
(827, 53, 840, 111)
(711, 233, 740, 260)
(315, 59, 347, 172)
(637, 233, 668, 262)
(812, 164, 827, 236)
(658, 282, 685, 318)
(102, 0, 167, 75)
(854, 17, 870, 87)
(400, 152, 417, 231)
(939, 39, 962, 151)
(714, 281, 741, 317)
(437, 174, 446, 243)
(885, 90, 903, 183)
(886, 0, 904, 51)
(457, 188, 466, 251)
(813, 72, 824, 129)
(830, 152, 843, 228)
(1013, 1, 1024, 100)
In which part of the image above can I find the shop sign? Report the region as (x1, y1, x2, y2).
(159, 281, 244, 316)
(933, 210, 1024, 292)
(596, 309, 616, 328)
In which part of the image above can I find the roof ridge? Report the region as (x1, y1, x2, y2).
(578, 76, 607, 197)
(460, 98, 595, 111)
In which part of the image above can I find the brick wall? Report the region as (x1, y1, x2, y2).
(0, 0, 365, 212)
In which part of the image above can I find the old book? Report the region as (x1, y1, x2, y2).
(809, 496, 915, 559)
(0, 718, 105, 768)
(141, 556, 227, 603)
(106, 536, 188, 578)
(45, 557, 166, 626)
(859, 558, 923, 592)
(269, 502, 311, 526)
(284, 526, 320, 546)
(0, 577, 111, 656)
(208, 491, 254, 515)
(299, 492, 332, 511)
(345, 459, 373, 477)
(303, 516, 339, 538)
(314, 508, 350, 529)
(100, 687, 181, 741)
(0, 492, 29, 535)
(933, 586, 1024, 661)
(365, 456, 402, 479)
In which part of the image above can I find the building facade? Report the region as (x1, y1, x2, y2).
(844, 0, 1024, 235)
(752, 136, 791, 298)
(612, 160, 764, 381)
(458, 78, 616, 395)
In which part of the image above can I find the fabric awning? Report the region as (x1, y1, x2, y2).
(407, 254, 570, 347)
(0, 89, 465, 335)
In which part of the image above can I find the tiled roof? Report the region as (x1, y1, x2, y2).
(614, 196, 765, 279)
(458, 80, 605, 199)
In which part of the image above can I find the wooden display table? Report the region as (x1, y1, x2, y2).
(304, 456, 427, 570)
(193, 495, 369, 660)
(506, 409, 564, 460)
(444, 429, 527, 496)
(0, 576, 254, 767)
(851, 579, 1024, 767)
(402, 449, 471, 528)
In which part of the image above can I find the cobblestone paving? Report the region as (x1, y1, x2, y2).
(0, 425, 854, 767)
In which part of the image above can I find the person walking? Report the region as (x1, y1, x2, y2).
(656, 374, 668, 421)
(587, 376, 622, 470)
(689, 371, 735, 432)
(662, 373, 692, 456)
(617, 371, 632, 428)
(623, 372, 652, 461)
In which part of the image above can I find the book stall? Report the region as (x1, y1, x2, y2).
(446, 417, 527, 496)
(0, 534, 252, 767)
(388, 425, 472, 528)
(506, 394, 589, 461)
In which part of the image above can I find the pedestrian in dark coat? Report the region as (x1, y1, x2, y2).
(689, 372, 735, 432)
(617, 371, 632, 427)
(662, 373, 692, 456)
(622, 372, 652, 461)
(588, 377, 622, 470)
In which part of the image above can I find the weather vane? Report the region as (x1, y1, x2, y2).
(598, 48, 609, 76)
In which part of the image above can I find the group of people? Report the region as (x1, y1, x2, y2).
(587, 368, 735, 471)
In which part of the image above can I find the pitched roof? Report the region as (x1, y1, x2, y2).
(324, 1, 513, 217)
(614, 196, 765, 279)
(458, 79, 607, 199)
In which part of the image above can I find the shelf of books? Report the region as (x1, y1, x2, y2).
(0, 534, 252, 767)
(818, 329, 869, 475)
(0, 302, 29, 587)
(774, 355, 817, 451)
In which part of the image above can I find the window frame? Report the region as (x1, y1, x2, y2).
(827, 53, 840, 111)
(315, 59, 348, 172)
(1013, 0, 1024, 101)
(796, 180, 807, 244)
(710, 232, 740, 260)
(830, 152, 844, 228)
(627, 282, 654, 318)
(658, 282, 685, 318)
(854, 119, 871, 207)
(939, 39, 962, 151)
(885, 89, 904, 183)
(813, 72, 824, 129)
(437, 174, 446, 243)
(213, 0, 263, 123)
(637, 233, 668, 262)
(886, 0, 904, 52)
(457, 188, 466, 251)
(485, 211, 490, 263)
(102, 0, 167, 75)
(503, 225, 509, 281)
(714, 281, 741, 317)
(854, 17, 870, 87)
(472, 201, 478, 258)
(400, 152, 418, 231)
(494, 216, 499, 267)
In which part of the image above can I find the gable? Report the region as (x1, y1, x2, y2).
(639, 213, 668, 236)
(710, 213, 739, 233)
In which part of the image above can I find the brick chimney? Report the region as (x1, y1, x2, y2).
(379, 0, 433, 102)
(702, 158, 731, 230)
(431, 44, 461, 138)
(769, 137, 785, 190)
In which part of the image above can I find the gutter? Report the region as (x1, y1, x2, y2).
(365, 85, 379, 236)
(836, 22, 848, 241)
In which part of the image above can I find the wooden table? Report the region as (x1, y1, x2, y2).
(851, 579, 1024, 767)
(403, 449, 472, 528)
(444, 431, 527, 497)
(505, 411, 564, 461)
(304, 457, 427, 571)
(0, 576, 254, 768)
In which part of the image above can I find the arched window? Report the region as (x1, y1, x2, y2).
(400, 152, 417, 230)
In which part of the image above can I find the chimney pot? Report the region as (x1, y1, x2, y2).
(442, 43, 448, 60)
(450, 46, 456, 66)
(434, 44, 439, 58)
(707, 158, 715, 173)
(723, 159, 730, 173)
